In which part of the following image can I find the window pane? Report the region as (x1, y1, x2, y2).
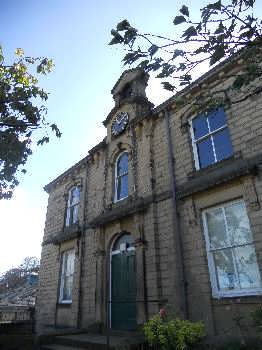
(213, 129, 233, 162)
(197, 137, 215, 168)
(117, 174, 128, 200)
(65, 208, 70, 227)
(63, 276, 73, 300)
(208, 107, 226, 131)
(192, 114, 208, 140)
(213, 249, 238, 291)
(60, 251, 75, 301)
(66, 252, 75, 275)
(225, 202, 252, 245)
(72, 204, 79, 224)
(235, 245, 261, 289)
(71, 187, 80, 205)
(117, 153, 128, 175)
(206, 208, 228, 249)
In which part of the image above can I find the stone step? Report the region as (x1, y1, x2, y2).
(42, 345, 87, 350)
(42, 333, 144, 350)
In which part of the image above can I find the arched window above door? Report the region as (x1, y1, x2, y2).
(114, 152, 128, 202)
(112, 233, 134, 252)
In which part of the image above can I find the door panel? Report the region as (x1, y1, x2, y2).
(111, 250, 136, 330)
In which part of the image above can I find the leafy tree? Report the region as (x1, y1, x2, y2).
(19, 256, 40, 274)
(109, 0, 262, 113)
(0, 256, 40, 292)
(0, 46, 61, 199)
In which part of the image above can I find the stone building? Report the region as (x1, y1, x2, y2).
(36, 54, 262, 344)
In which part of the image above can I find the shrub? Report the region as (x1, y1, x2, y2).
(143, 314, 205, 350)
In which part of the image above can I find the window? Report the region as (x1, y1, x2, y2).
(191, 107, 233, 169)
(203, 200, 262, 298)
(65, 187, 80, 227)
(115, 152, 128, 202)
(59, 250, 75, 303)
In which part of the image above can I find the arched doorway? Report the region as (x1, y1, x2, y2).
(110, 233, 136, 330)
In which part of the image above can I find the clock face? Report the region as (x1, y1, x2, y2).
(111, 112, 129, 136)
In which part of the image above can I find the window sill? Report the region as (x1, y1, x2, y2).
(188, 154, 239, 180)
(177, 152, 262, 200)
(212, 288, 262, 299)
(43, 225, 82, 245)
(89, 196, 151, 228)
(58, 300, 72, 307)
(113, 195, 129, 204)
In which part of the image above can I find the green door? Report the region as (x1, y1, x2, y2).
(111, 248, 136, 330)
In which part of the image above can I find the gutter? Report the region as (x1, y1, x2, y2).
(77, 160, 89, 329)
(164, 108, 188, 319)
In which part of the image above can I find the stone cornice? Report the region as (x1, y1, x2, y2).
(88, 191, 172, 228)
(44, 157, 89, 194)
(42, 224, 82, 245)
(177, 153, 262, 199)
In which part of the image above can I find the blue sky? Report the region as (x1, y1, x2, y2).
(0, 0, 261, 273)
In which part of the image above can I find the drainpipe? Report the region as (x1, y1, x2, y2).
(164, 108, 188, 319)
(77, 158, 89, 329)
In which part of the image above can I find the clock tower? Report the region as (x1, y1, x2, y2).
(103, 68, 153, 140)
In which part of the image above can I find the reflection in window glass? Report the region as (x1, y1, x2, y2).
(192, 108, 233, 169)
(192, 114, 209, 139)
(206, 208, 228, 249)
(208, 107, 226, 131)
(65, 187, 80, 227)
(213, 129, 233, 162)
(60, 250, 75, 302)
(203, 201, 262, 296)
(214, 249, 237, 290)
(197, 138, 215, 168)
(115, 152, 128, 201)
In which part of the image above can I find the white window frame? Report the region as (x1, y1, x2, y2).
(59, 249, 75, 304)
(65, 186, 80, 227)
(114, 151, 128, 203)
(202, 199, 262, 298)
(189, 110, 230, 170)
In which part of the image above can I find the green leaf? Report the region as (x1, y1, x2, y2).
(173, 16, 186, 25)
(116, 19, 130, 31)
(109, 29, 124, 45)
(149, 45, 158, 57)
(50, 124, 62, 138)
(161, 81, 175, 91)
(210, 45, 225, 65)
(214, 21, 224, 34)
(139, 60, 149, 69)
(180, 5, 189, 17)
(172, 49, 184, 59)
(37, 136, 49, 146)
(15, 48, 24, 57)
(182, 26, 197, 39)
(207, 0, 221, 11)
(122, 51, 146, 65)
(123, 27, 137, 44)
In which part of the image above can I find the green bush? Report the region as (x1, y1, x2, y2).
(143, 314, 205, 350)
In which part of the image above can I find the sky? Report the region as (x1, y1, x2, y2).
(0, 0, 261, 274)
